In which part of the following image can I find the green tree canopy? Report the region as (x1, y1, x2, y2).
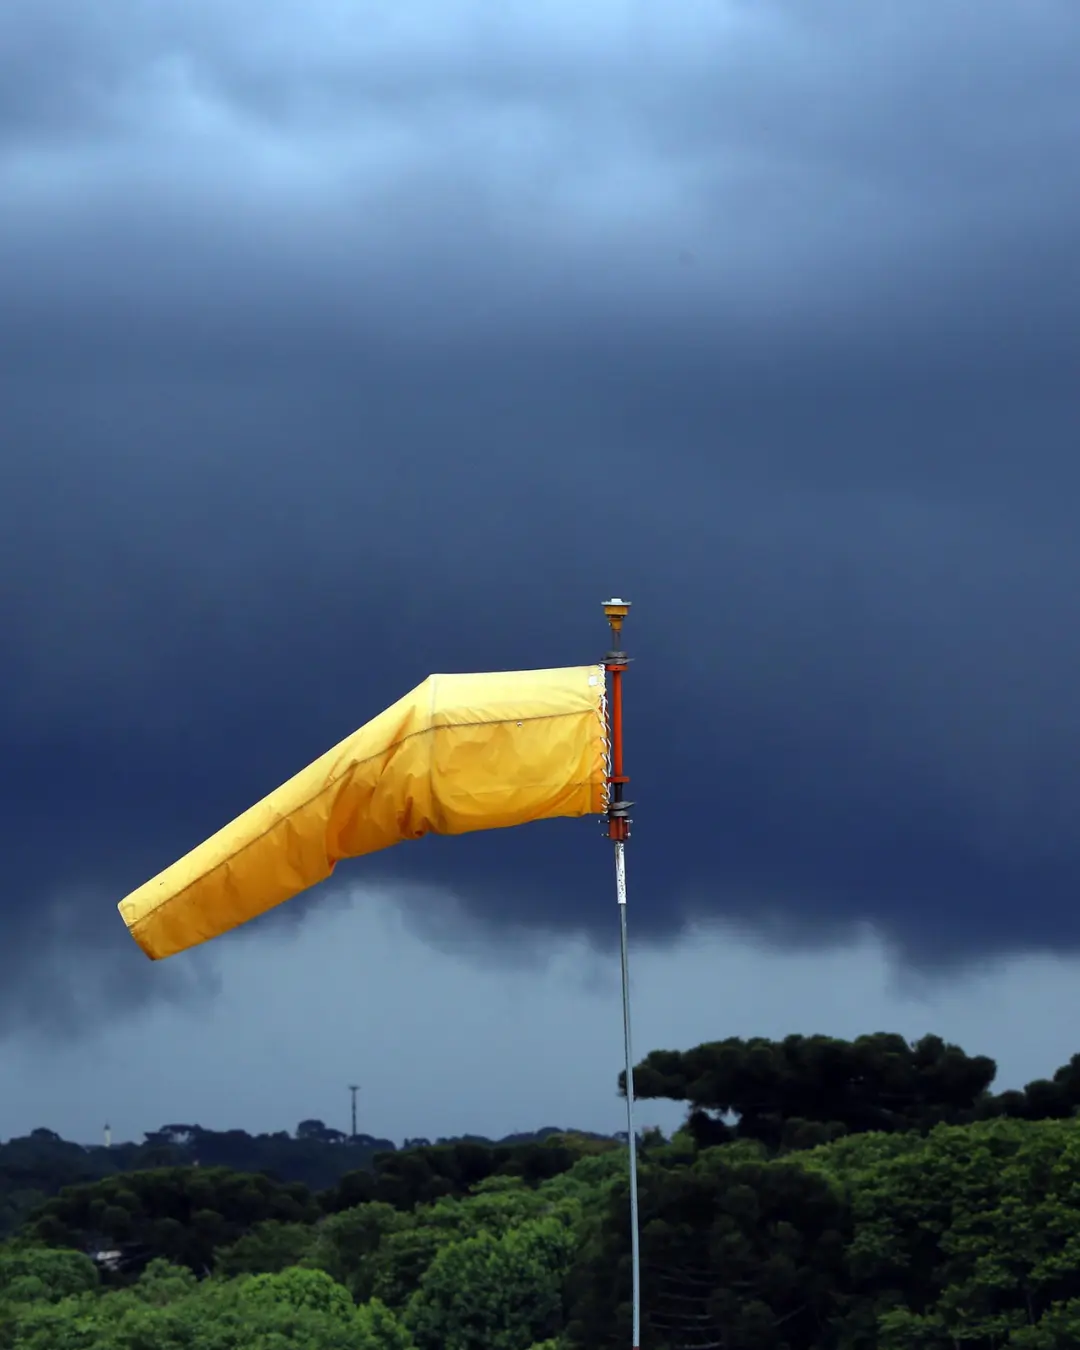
(569, 1146, 851, 1350)
(629, 1033, 998, 1148)
(26, 1167, 320, 1273)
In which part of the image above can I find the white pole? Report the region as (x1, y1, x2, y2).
(615, 839, 642, 1350)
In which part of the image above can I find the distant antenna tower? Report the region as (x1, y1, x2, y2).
(103, 1123, 111, 1149)
(349, 1085, 360, 1141)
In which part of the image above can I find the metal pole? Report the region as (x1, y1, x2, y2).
(602, 598, 641, 1350)
(617, 842, 642, 1350)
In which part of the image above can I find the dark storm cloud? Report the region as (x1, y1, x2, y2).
(3, 0, 1080, 1031)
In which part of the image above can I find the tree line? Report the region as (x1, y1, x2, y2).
(627, 1031, 1080, 1149)
(0, 1122, 608, 1239)
(3, 1031, 1080, 1347)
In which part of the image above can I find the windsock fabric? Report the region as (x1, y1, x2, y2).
(118, 666, 609, 960)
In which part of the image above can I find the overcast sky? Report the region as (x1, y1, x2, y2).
(4, 0, 1080, 1145)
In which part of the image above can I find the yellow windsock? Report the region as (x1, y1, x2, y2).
(118, 666, 608, 960)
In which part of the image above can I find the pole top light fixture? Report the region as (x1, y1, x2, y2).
(602, 598, 631, 647)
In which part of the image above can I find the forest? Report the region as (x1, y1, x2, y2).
(4, 1031, 1080, 1348)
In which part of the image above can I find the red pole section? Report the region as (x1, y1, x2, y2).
(607, 661, 629, 841)
(602, 598, 631, 843)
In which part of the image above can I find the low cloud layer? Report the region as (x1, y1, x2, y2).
(3, 0, 1080, 1033)
(6, 887, 1080, 1145)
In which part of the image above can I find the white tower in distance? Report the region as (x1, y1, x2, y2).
(103, 1123, 111, 1149)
